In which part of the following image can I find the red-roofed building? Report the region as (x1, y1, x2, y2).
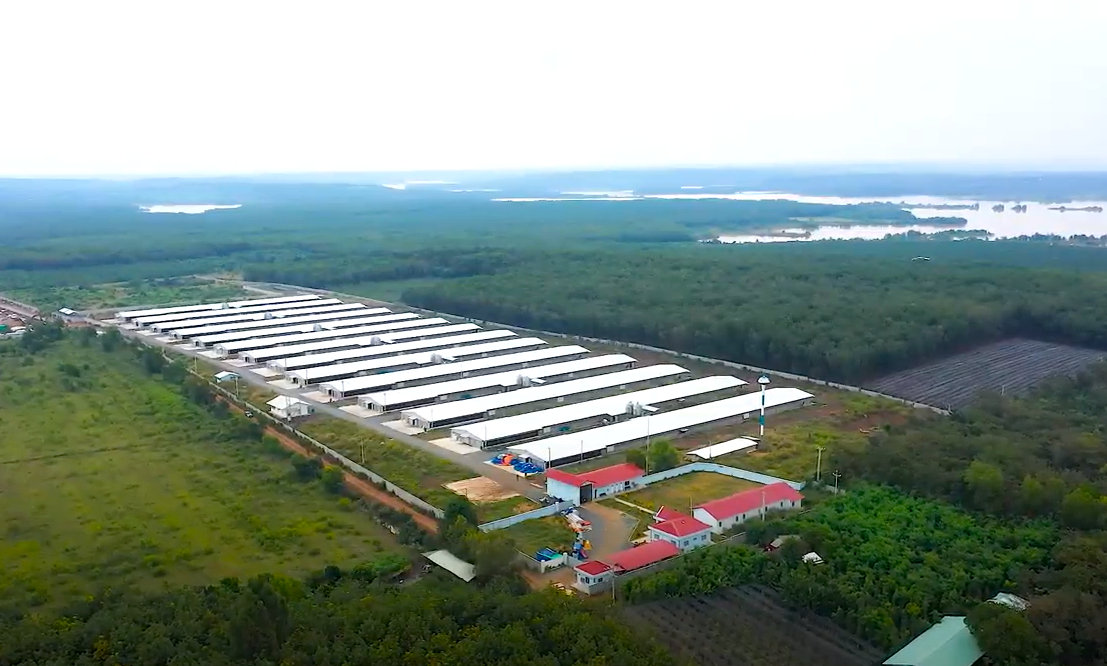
(545, 463, 645, 504)
(606, 539, 680, 572)
(648, 515, 713, 552)
(572, 538, 683, 594)
(693, 482, 804, 534)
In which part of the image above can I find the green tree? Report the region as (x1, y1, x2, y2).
(292, 456, 323, 481)
(321, 466, 345, 494)
(625, 447, 647, 471)
(967, 602, 1046, 666)
(648, 439, 680, 472)
(1059, 487, 1105, 530)
(963, 459, 1005, 513)
(442, 496, 479, 528)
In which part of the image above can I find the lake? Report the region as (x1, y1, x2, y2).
(490, 190, 1107, 241)
(140, 204, 242, 214)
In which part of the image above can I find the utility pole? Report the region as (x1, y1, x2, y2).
(832, 470, 842, 494)
(645, 411, 652, 474)
(760, 487, 766, 519)
(815, 446, 826, 483)
(757, 375, 770, 438)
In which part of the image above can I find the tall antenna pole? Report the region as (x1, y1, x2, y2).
(757, 375, 770, 438)
(815, 446, 825, 482)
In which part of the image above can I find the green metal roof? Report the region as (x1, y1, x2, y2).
(884, 616, 983, 666)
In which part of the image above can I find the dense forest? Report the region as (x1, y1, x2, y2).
(401, 246, 1107, 382)
(0, 570, 673, 666)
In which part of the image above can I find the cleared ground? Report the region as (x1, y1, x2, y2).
(621, 472, 761, 512)
(623, 585, 884, 666)
(867, 338, 1106, 410)
(0, 340, 401, 610)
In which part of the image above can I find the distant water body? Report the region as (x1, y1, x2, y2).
(141, 204, 242, 214)
(490, 190, 1107, 240)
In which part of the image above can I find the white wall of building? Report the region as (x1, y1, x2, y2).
(693, 498, 801, 534)
(647, 526, 712, 553)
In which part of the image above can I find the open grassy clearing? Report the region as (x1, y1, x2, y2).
(10, 277, 246, 313)
(500, 515, 577, 556)
(298, 416, 472, 509)
(476, 496, 539, 523)
(622, 472, 762, 512)
(0, 339, 401, 611)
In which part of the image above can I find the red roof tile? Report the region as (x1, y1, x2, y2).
(696, 482, 803, 522)
(545, 463, 644, 488)
(605, 540, 680, 572)
(651, 516, 712, 538)
(575, 560, 612, 576)
(654, 506, 692, 522)
(544, 468, 583, 487)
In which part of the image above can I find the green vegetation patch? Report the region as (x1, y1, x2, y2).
(623, 485, 1056, 650)
(0, 338, 400, 611)
(298, 416, 471, 509)
(9, 277, 246, 313)
(501, 515, 577, 556)
(622, 472, 762, 512)
(476, 495, 538, 523)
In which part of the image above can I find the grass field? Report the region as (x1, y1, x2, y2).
(501, 515, 577, 556)
(298, 416, 472, 509)
(622, 473, 761, 512)
(9, 277, 247, 313)
(0, 338, 401, 610)
(476, 496, 538, 523)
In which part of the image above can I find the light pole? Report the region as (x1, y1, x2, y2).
(757, 375, 770, 438)
(833, 470, 842, 494)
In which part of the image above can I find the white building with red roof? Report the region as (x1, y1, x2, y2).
(545, 463, 645, 505)
(693, 482, 804, 534)
(648, 512, 713, 553)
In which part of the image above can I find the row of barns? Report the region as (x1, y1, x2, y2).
(117, 294, 815, 468)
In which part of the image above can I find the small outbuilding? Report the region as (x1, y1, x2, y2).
(883, 616, 983, 666)
(267, 395, 314, 420)
(572, 560, 614, 594)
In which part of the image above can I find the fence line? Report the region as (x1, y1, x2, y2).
(479, 500, 574, 532)
(160, 347, 446, 519)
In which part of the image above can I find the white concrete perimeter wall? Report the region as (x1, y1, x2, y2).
(638, 462, 804, 490)
(478, 500, 575, 532)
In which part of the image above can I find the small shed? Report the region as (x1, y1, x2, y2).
(883, 616, 983, 666)
(267, 395, 314, 420)
(213, 371, 239, 382)
(422, 550, 477, 582)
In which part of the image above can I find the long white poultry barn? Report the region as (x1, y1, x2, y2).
(212, 316, 441, 356)
(216, 318, 458, 357)
(300, 344, 586, 389)
(281, 336, 543, 375)
(263, 330, 517, 369)
(137, 298, 338, 328)
(163, 303, 369, 336)
(117, 294, 320, 323)
(508, 386, 816, 468)
(401, 364, 691, 429)
(284, 337, 547, 386)
(200, 313, 420, 350)
(451, 375, 746, 448)
(357, 354, 638, 409)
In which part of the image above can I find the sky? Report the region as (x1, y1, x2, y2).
(2, 1, 1106, 176)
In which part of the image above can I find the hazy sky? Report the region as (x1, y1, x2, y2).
(2, 1, 1105, 175)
